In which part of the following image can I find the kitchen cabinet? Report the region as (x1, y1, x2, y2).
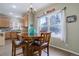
(0, 17, 10, 27)
(22, 15, 28, 27)
(5, 32, 11, 40)
(21, 15, 28, 32)
(0, 32, 5, 46)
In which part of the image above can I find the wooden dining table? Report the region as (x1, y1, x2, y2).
(21, 35, 43, 56)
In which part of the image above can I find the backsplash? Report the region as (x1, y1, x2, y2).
(0, 27, 11, 32)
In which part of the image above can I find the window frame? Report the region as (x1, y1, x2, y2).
(37, 10, 66, 41)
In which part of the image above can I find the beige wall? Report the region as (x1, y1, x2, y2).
(35, 3, 79, 54)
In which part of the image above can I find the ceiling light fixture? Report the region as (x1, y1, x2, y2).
(12, 5, 16, 9)
(27, 3, 37, 13)
(15, 15, 21, 18)
(9, 12, 13, 15)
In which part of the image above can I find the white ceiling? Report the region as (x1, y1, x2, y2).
(0, 3, 51, 19)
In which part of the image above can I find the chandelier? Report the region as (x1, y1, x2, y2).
(27, 3, 37, 14)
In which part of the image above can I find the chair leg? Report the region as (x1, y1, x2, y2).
(12, 46, 16, 56)
(47, 46, 49, 56)
(12, 47, 14, 56)
(22, 47, 24, 56)
(14, 48, 16, 56)
(39, 51, 41, 56)
(39, 49, 42, 56)
(22, 47, 26, 56)
(12, 43, 14, 56)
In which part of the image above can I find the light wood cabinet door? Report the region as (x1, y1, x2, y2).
(0, 17, 10, 27)
(22, 15, 28, 27)
(21, 15, 28, 32)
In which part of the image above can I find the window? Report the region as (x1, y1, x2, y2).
(10, 20, 22, 31)
(37, 10, 66, 41)
(39, 16, 48, 32)
(49, 11, 64, 39)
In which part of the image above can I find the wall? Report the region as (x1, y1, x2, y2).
(35, 3, 79, 54)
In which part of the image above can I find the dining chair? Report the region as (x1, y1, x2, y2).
(11, 32, 26, 56)
(30, 36, 43, 56)
(21, 32, 28, 39)
(41, 32, 51, 56)
(31, 32, 51, 56)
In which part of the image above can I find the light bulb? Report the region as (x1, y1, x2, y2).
(12, 5, 16, 9)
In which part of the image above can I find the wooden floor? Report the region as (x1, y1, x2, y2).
(0, 40, 77, 56)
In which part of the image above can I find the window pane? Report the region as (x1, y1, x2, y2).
(50, 25, 61, 34)
(40, 16, 48, 26)
(40, 26, 48, 32)
(50, 14, 60, 25)
(49, 12, 63, 38)
(39, 16, 48, 32)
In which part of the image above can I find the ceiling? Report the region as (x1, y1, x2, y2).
(0, 3, 51, 19)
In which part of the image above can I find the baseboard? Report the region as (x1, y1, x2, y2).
(50, 45, 79, 55)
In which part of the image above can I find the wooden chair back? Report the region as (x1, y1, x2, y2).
(21, 33, 28, 39)
(41, 32, 51, 44)
(11, 32, 26, 56)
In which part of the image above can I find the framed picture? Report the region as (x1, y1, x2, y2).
(66, 15, 77, 23)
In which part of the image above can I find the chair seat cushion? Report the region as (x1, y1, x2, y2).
(31, 40, 48, 47)
(15, 40, 25, 45)
(31, 40, 41, 46)
(41, 42, 48, 46)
